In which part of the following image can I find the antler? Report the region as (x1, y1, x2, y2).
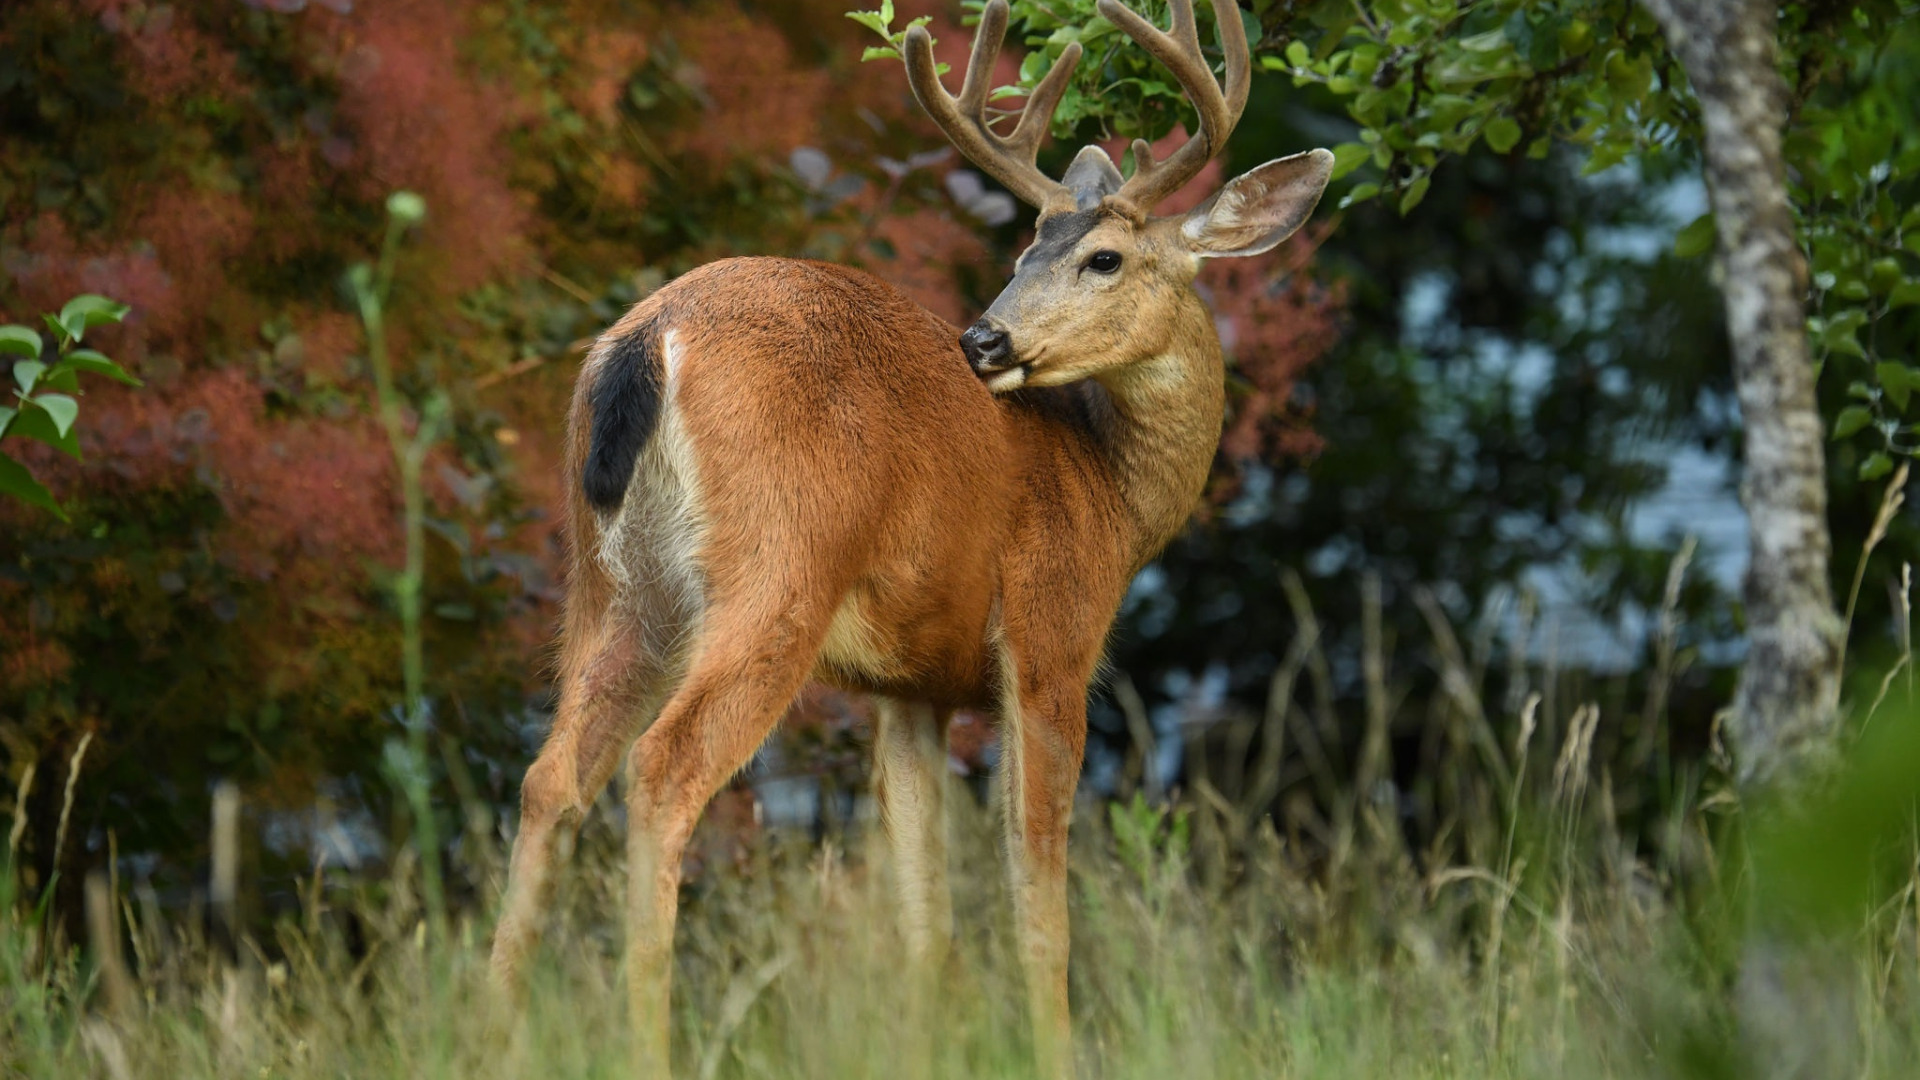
(1098, 0, 1251, 211)
(902, 0, 1082, 210)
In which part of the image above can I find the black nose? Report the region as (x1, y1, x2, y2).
(960, 320, 1013, 371)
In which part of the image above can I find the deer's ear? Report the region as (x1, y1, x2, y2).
(1062, 146, 1124, 210)
(1179, 149, 1334, 258)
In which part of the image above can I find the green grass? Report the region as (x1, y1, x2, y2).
(7, 553, 1920, 1077)
(4, 768, 1917, 1080)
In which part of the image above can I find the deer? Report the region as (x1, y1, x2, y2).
(487, 0, 1331, 1073)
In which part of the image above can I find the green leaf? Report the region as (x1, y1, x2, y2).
(32, 392, 78, 437)
(8, 399, 80, 458)
(61, 348, 142, 386)
(1558, 19, 1593, 56)
(1822, 308, 1869, 359)
(1869, 258, 1903, 294)
(1879, 362, 1913, 412)
(1482, 116, 1522, 154)
(56, 294, 130, 344)
(0, 449, 64, 518)
(1861, 451, 1894, 481)
(1399, 175, 1431, 215)
(0, 324, 41, 359)
(861, 45, 901, 62)
(13, 359, 46, 394)
(845, 10, 888, 36)
(1890, 280, 1920, 310)
(1338, 182, 1379, 209)
(1673, 214, 1716, 258)
(1457, 29, 1508, 52)
(1329, 142, 1371, 181)
(1285, 41, 1310, 68)
(0, 404, 13, 437)
(1833, 405, 1873, 440)
(1581, 143, 1628, 176)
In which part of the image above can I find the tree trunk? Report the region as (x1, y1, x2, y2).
(1640, 5, 1852, 1077)
(1641, 0, 1842, 791)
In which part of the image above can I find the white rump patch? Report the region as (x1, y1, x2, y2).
(661, 329, 686, 388)
(592, 326, 706, 659)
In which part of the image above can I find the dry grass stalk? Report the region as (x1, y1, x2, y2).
(7, 760, 35, 862)
(1864, 563, 1916, 730)
(1845, 462, 1910, 660)
(1552, 704, 1601, 811)
(211, 782, 241, 949)
(695, 950, 795, 1080)
(1414, 586, 1514, 799)
(1355, 572, 1408, 860)
(1904, 562, 1914, 705)
(1281, 569, 1348, 780)
(1357, 572, 1391, 800)
(86, 870, 136, 1019)
(52, 730, 95, 872)
(1278, 572, 1345, 811)
(1113, 672, 1160, 802)
(80, 1018, 135, 1080)
(1635, 536, 1697, 769)
(1504, 587, 1538, 720)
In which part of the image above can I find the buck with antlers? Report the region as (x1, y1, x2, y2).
(488, 0, 1331, 1072)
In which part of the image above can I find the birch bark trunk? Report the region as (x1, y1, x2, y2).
(1639, 5, 1852, 1076)
(1640, 0, 1842, 790)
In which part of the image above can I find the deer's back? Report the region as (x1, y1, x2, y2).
(575, 257, 1032, 706)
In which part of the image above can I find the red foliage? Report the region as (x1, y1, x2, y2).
(571, 30, 653, 127)
(325, 0, 529, 293)
(872, 209, 993, 325)
(668, 7, 832, 165)
(1205, 225, 1344, 464)
(88, 0, 243, 104)
(1100, 125, 1226, 216)
(1, 0, 1344, 853)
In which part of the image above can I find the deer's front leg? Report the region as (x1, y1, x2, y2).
(874, 698, 955, 969)
(996, 647, 1089, 1080)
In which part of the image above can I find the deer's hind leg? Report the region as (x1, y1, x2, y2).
(624, 586, 841, 1075)
(490, 612, 670, 999)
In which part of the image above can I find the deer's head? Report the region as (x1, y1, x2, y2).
(905, 0, 1332, 392)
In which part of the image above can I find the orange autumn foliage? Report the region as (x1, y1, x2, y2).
(0, 0, 1341, 894)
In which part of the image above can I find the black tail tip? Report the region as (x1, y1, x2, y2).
(582, 327, 663, 512)
(583, 450, 636, 512)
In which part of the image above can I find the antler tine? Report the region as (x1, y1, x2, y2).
(904, 0, 1081, 210)
(1097, 0, 1251, 212)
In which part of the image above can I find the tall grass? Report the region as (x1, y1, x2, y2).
(6, 549, 1920, 1079)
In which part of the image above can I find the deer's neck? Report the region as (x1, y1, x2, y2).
(1092, 299, 1225, 566)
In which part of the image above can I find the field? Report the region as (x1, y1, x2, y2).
(7, 589, 1920, 1080)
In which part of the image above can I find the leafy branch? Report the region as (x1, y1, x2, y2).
(0, 295, 139, 519)
(349, 190, 451, 934)
(846, 0, 946, 72)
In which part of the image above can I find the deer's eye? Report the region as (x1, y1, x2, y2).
(1085, 250, 1122, 274)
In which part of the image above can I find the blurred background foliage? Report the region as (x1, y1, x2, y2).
(0, 0, 1915, 947)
